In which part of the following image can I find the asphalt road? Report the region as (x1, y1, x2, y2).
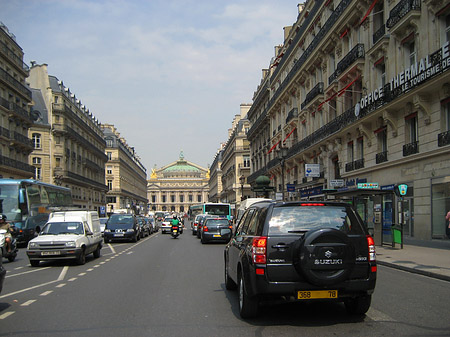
(1, 230, 449, 336)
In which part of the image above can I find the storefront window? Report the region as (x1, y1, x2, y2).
(432, 178, 450, 238)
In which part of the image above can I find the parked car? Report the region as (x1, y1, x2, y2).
(139, 217, 151, 237)
(147, 216, 157, 233)
(196, 215, 215, 238)
(200, 218, 233, 244)
(224, 200, 377, 318)
(103, 214, 140, 243)
(15, 213, 49, 247)
(160, 217, 173, 234)
(191, 214, 203, 235)
(99, 217, 108, 236)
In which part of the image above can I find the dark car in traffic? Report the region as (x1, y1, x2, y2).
(224, 200, 377, 318)
(200, 218, 233, 244)
(14, 213, 49, 247)
(139, 217, 151, 237)
(196, 214, 215, 238)
(104, 214, 140, 243)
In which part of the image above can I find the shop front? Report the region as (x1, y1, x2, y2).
(432, 176, 450, 239)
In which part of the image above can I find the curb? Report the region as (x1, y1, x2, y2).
(378, 261, 450, 282)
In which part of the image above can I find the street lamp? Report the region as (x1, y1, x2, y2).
(278, 146, 288, 201)
(239, 175, 246, 201)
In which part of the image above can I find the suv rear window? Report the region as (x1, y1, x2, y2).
(268, 205, 364, 235)
(204, 219, 229, 226)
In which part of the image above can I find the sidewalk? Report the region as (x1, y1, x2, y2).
(376, 237, 450, 282)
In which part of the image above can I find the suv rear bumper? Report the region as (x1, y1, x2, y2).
(245, 265, 376, 299)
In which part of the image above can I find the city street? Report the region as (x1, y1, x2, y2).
(1, 230, 450, 336)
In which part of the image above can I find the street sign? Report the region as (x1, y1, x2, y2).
(286, 184, 295, 192)
(305, 164, 320, 177)
(329, 179, 345, 188)
(397, 184, 408, 196)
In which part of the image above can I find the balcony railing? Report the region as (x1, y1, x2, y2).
(12, 131, 33, 148)
(0, 154, 34, 173)
(354, 158, 364, 170)
(403, 141, 419, 156)
(376, 151, 388, 164)
(386, 0, 421, 29)
(0, 126, 10, 139)
(286, 107, 298, 124)
(301, 82, 324, 109)
(345, 161, 354, 172)
(0, 39, 29, 73)
(373, 24, 386, 45)
(0, 67, 32, 100)
(438, 130, 450, 147)
(329, 44, 365, 85)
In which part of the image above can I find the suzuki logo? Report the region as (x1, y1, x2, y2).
(325, 250, 333, 258)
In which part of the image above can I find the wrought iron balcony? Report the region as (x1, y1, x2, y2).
(438, 130, 450, 147)
(0, 67, 32, 100)
(345, 162, 354, 172)
(12, 131, 33, 148)
(386, 0, 421, 29)
(376, 151, 388, 164)
(0, 39, 29, 73)
(328, 44, 365, 85)
(301, 82, 324, 109)
(373, 24, 386, 45)
(354, 158, 364, 170)
(0, 154, 34, 173)
(0, 126, 10, 139)
(403, 141, 419, 156)
(286, 107, 298, 124)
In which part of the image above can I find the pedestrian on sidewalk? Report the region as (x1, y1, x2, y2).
(446, 210, 450, 239)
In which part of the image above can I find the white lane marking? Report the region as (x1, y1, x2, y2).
(126, 251, 133, 255)
(14, 266, 24, 270)
(0, 280, 58, 299)
(21, 300, 36, 306)
(68, 278, 77, 282)
(56, 283, 66, 288)
(100, 262, 106, 265)
(0, 312, 15, 319)
(40, 291, 53, 296)
(366, 308, 396, 322)
(93, 265, 101, 268)
(86, 268, 94, 272)
(57, 266, 69, 281)
(78, 272, 87, 276)
(6, 266, 52, 278)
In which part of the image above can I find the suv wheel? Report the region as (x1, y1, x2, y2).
(77, 248, 86, 265)
(294, 228, 355, 286)
(238, 272, 258, 318)
(344, 294, 372, 315)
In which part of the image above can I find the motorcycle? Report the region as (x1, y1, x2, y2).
(0, 228, 18, 262)
(171, 224, 180, 239)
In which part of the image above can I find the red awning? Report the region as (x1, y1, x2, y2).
(267, 139, 281, 154)
(282, 127, 297, 145)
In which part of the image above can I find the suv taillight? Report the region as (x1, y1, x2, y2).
(367, 235, 376, 262)
(252, 237, 267, 264)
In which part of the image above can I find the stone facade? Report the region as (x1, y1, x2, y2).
(102, 124, 147, 215)
(246, 0, 450, 240)
(27, 64, 108, 212)
(218, 104, 251, 206)
(0, 22, 34, 178)
(148, 153, 209, 213)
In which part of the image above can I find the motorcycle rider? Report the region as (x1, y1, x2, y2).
(0, 214, 12, 253)
(171, 215, 181, 233)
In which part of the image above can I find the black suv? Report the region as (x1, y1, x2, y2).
(224, 201, 377, 318)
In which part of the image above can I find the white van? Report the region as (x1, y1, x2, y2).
(236, 198, 273, 224)
(27, 211, 103, 266)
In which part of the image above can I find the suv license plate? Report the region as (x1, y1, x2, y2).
(298, 290, 338, 300)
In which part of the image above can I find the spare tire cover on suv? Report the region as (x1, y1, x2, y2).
(294, 228, 356, 286)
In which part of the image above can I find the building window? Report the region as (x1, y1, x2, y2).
(197, 194, 202, 203)
(162, 195, 166, 203)
(107, 180, 113, 190)
(107, 167, 112, 175)
(152, 195, 156, 203)
(55, 157, 61, 167)
(107, 139, 113, 147)
(406, 114, 418, 143)
(171, 195, 175, 203)
(243, 155, 250, 168)
(107, 152, 112, 160)
(347, 141, 354, 162)
(32, 133, 41, 149)
(180, 195, 184, 203)
(404, 39, 416, 67)
(357, 137, 364, 159)
(32, 157, 41, 164)
(189, 195, 193, 202)
(34, 167, 41, 180)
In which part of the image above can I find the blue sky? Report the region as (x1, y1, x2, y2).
(2, 0, 300, 174)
